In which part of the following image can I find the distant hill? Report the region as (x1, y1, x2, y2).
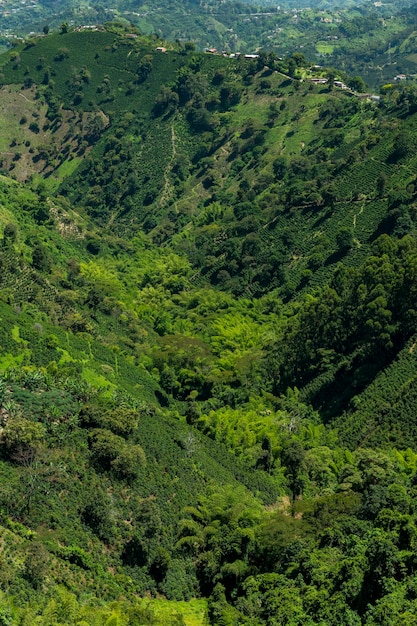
(1, 0, 417, 89)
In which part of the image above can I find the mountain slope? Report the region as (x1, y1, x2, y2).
(2, 0, 417, 90)
(1, 27, 417, 625)
(2, 26, 417, 443)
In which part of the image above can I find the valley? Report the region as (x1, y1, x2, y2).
(0, 18, 416, 626)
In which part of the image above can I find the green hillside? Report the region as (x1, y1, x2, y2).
(0, 26, 417, 624)
(2, 0, 417, 89)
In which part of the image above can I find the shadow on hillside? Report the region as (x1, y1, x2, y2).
(324, 248, 346, 266)
(313, 210, 332, 228)
(369, 214, 396, 241)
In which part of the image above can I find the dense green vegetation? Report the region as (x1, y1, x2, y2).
(1, 25, 417, 624)
(2, 0, 417, 89)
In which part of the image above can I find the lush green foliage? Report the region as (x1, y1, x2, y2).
(2, 0, 417, 90)
(0, 26, 417, 625)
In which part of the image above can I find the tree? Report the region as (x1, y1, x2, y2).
(177, 486, 263, 593)
(240, 574, 308, 624)
(3, 223, 17, 245)
(85, 114, 105, 144)
(89, 428, 145, 480)
(220, 84, 241, 109)
(258, 436, 273, 473)
(291, 52, 306, 67)
(89, 428, 124, 470)
(281, 439, 306, 501)
(391, 131, 413, 162)
(60, 22, 69, 34)
(287, 58, 296, 77)
(2, 415, 45, 462)
(33, 204, 50, 224)
(32, 243, 51, 272)
(24, 543, 49, 589)
(326, 69, 336, 90)
(153, 87, 179, 117)
(348, 75, 366, 93)
(42, 25, 49, 35)
(149, 547, 171, 583)
(137, 55, 153, 83)
(81, 488, 114, 541)
(98, 407, 139, 437)
(111, 444, 146, 480)
(273, 156, 287, 179)
(377, 173, 387, 197)
(336, 227, 354, 253)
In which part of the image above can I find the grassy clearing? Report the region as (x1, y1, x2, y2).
(139, 598, 209, 625)
(316, 42, 334, 54)
(49, 157, 83, 188)
(0, 87, 93, 183)
(0, 86, 47, 159)
(405, 53, 417, 65)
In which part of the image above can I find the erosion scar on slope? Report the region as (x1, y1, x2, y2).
(353, 201, 365, 228)
(159, 123, 177, 207)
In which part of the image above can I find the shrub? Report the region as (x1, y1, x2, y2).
(24, 543, 50, 589)
(99, 407, 139, 437)
(81, 486, 115, 542)
(111, 443, 146, 480)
